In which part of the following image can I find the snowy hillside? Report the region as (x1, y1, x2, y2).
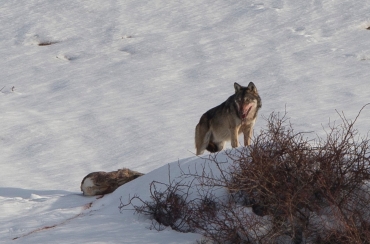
(1, 0, 369, 243)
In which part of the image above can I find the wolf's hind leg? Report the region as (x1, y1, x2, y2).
(195, 122, 211, 155)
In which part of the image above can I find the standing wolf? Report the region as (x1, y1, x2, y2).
(195, 82, 262, 155)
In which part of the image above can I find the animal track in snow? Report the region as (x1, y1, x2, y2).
(359, 21, 370, 30)
(357, 52, 370, 61)
(122, 35, 134, 39)
(24, 34, 60, 46)
(331, 48, 370, 62)
(271, 0, 284, 10)
(251, 3, 265, 10)
(119, 47, 135, 55)
(293, 27, 306, 35)
(289, 27, 317, 42)
(56, 53, 79, 61)
(38, 40, 59, 46)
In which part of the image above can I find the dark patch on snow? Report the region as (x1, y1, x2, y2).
(38, 41, 59, 46)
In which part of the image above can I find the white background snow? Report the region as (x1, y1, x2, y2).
(1, 0, 369, 243)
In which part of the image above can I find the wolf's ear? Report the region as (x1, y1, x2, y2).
(234, 82, 242, 93)
(247, 82, 258, 93)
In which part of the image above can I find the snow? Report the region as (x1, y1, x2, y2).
(1, 0, 370, 243)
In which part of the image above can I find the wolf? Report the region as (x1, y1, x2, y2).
(81, 168, 144, 196)
(195, 82, 262, 155)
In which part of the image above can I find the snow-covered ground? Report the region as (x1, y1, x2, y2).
(1, 0, 369, 243)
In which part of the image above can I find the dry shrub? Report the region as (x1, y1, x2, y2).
(226, 105, 370, 243)
(119, 178, 195, 232)
(121, 105, 370, 244)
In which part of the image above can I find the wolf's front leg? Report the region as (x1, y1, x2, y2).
(242, 124, 254, 146)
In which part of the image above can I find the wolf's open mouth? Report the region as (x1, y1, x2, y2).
(240, 104, 253, 120)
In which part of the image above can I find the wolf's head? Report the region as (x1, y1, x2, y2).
(234, 82, 261, 120)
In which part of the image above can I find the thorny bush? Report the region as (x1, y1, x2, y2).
(120, 104, 370, 244)
(120, 179, 195, 232)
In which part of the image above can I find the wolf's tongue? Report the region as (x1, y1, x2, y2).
(241, 105, 252, 119)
